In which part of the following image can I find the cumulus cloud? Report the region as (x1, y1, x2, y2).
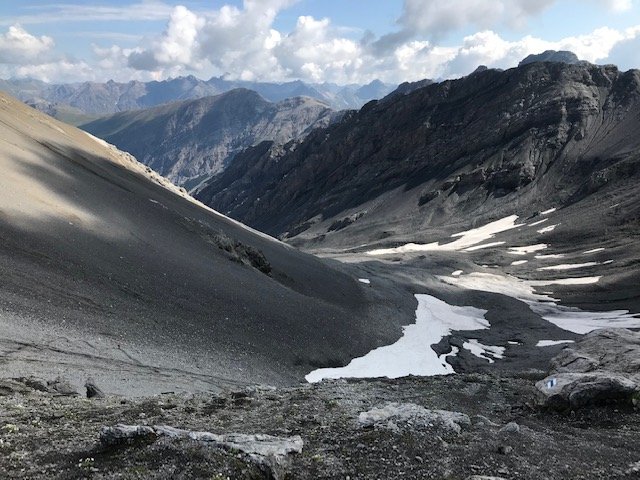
(128, 5, 204, 71)
(0, 25, 54, 64)
(2, 1, 640, 85)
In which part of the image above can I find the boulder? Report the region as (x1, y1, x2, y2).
(536, 329, 640, 409)
(85, 377, 105, 399)
(358, 403, 470, 434)
(536, 373, 637, 409)
(47, 376, 78, 396)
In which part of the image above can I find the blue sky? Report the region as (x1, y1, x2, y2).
(1, 0, 640, 84)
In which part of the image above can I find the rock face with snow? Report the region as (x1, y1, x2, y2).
(81, 89, 338, 187)
(536, 329, 640, 409)
(196, 61, 640, 314)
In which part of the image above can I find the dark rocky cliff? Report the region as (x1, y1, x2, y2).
(196, 62, 640, 245)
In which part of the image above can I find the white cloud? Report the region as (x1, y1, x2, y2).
(128, 5, 204, 71)
(0, 25, 54, 64)
(604, 0, 634, 12)
(2, 1, 640, 85)
(398, 0, 556, 38)
(0, 1, 177, 26)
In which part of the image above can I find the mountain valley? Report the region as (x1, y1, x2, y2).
(1, 47, 639, 479)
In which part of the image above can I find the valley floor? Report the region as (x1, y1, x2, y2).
(0, 373, 638, 479)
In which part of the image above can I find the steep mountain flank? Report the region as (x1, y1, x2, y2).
(81, 89, 338, 187)
(197, 62, 640, 243)
(0, 92, 412, 394)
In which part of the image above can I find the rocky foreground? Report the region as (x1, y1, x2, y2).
(0, 330, 639, 480)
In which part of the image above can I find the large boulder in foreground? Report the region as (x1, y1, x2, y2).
(536, 329, 640, 409)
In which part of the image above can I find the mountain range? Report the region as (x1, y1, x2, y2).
(81, 89, 338, 187)
(0, 75, 395, 122)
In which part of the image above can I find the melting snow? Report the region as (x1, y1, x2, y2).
(508, 244, 548, 255)
(537, 224, 559, 234)
(536, 340, 575, 347)
(529, 219, 549, 227)
(535, 254, 565, 259)
(511, 260, 528, 266)
(583, 248, 605, 254)
(440, 272, 640, 334)
(465, 241, 505, 251)
(537, 262, 599, 271)
(358, 278, 371, 284)
(367, 215, 522, 256)
(305, 295, 489, 382)
(463, 340, 505, 363)
(452, 270, 463, 277)
(541, 208, 557, 215)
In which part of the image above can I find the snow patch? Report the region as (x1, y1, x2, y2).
(463, 339, 505, 364)
(358, 278, 371, 284)
(528, 219, 548, 227)
(508, 244, 548, 255)
(583, 248, 605, 254)
(537, 262, 599, 271)
(452, 270, 463, 277)
(464, 241, 505, 251)
(538, 224, 559, 234)
(367, 215, 522, 256)
(511, 260, 528, 266)
(305, 295, 489, 382)
(535, 254, 565, 259)
(536, 340, 575, 347)
(541, 208, 557, 215)
(440, 272, 640, 334)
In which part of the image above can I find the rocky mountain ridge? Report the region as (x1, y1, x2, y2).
(81, 89, 339, 187)
(196, 61, 640, 248)
(0, 76, 396, 120)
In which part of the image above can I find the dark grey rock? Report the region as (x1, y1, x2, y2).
(537, 329, 640, 409)
(536, 373, 638, 409)
(85, 377, 105, 399)
(47, 376, 78, 396)
(20, 376, 49, 392)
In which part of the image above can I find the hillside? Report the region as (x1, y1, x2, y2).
(0, 92, 412, 395)
(80, 89, 338, 187)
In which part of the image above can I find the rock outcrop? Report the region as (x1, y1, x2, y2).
(358, 403, 471, 434)
(536, 329, 640, 409)
(101, 424, 303, 479)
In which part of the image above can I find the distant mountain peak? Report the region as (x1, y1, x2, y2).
(519, 50, 581, 67)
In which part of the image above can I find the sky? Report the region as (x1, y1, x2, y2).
(1, 0, 640, 85)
